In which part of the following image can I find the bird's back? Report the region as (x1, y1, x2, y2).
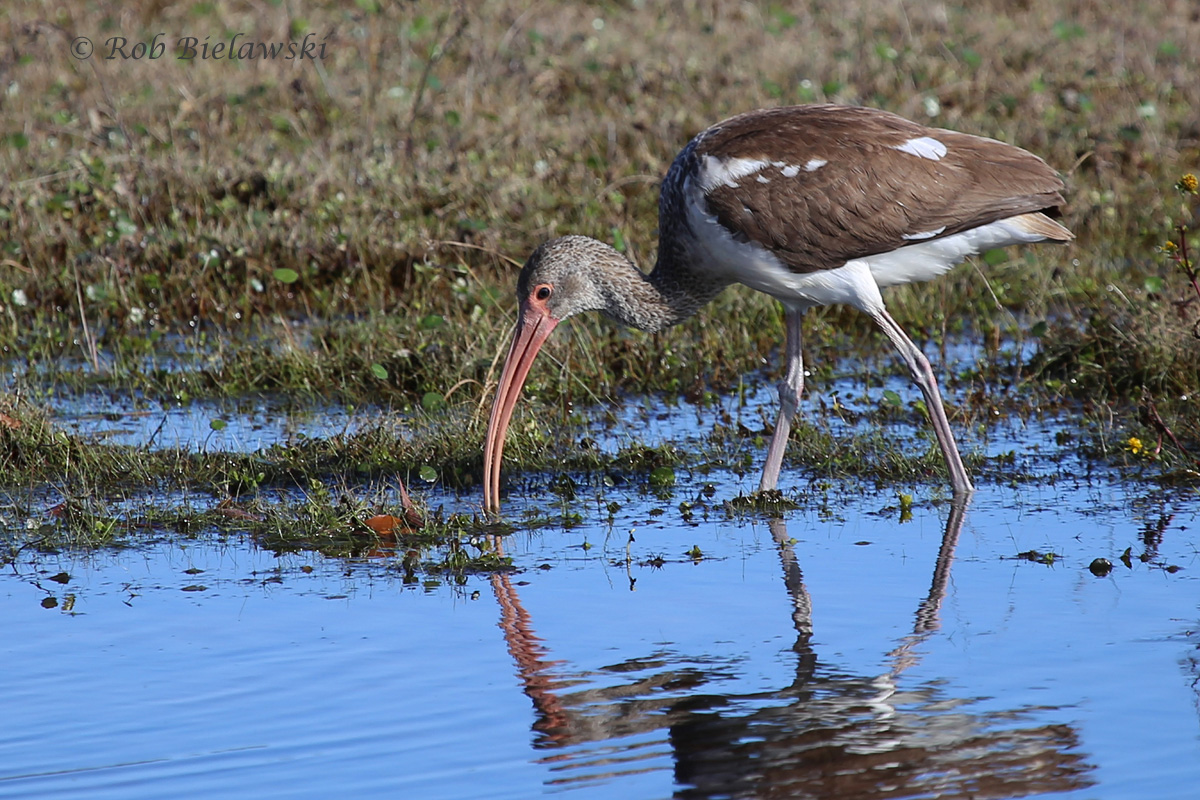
(656, 105, 1071, 285)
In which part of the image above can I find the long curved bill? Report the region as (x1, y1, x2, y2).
(483, 302, 559, 511)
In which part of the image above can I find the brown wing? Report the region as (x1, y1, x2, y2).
(696, 105, 1069, 273)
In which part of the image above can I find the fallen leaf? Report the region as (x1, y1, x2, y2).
(365, 514, 406, 535)
(215, 499, 264, 521)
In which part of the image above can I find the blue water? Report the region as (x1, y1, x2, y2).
(2, 470, 1197, 799)
(3, 344, 1198, 798)
(43, 391, 369, 453)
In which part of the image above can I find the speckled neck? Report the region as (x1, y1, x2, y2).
(588, 242, 727, 333)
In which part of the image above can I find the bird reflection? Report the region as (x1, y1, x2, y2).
(489, 499, 1095, 797)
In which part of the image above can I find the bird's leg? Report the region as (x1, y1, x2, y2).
(760, 306, 806, 492)
(870, 308, 975, 495)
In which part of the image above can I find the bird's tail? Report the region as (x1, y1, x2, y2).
(1013, 212, 1074, 242)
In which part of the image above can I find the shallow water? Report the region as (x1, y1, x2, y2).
(3, 468, 1198, 798)
(4, 346, 1199, 798)
(44, 391, 368, 453)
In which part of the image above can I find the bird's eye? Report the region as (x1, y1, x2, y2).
(535, 285, 552, 301)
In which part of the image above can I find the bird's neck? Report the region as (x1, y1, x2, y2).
(597, 242, 727, 333)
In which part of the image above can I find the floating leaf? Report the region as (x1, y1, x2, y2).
(273, 267, 300, 284)
(371, 363, 389, 380)
(421, 391, 446, 412)
(419, 465, 438, 483)
(549, 473, 578, 500)
(209, 419, 227, 431)
(881, 389, 903, 407)
(649, 466, 675, 487)
(419, 314, 444, 330)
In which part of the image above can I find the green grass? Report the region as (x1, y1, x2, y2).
(2, 0, 1199, 565)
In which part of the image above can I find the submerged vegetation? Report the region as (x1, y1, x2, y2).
(1, 0, 1199, 565)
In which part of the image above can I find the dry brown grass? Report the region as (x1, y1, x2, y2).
(0, 0, 1198, 463)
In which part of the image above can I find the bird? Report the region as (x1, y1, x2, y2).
(483, 104, 1073, 511)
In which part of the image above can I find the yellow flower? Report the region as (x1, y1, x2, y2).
(1125, 436, 1144, 455)
(1162, 240, 1178, 253)
(1179, 173, 1199, 194)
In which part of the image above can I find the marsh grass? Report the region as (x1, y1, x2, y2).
(2, 0, 1200, 564)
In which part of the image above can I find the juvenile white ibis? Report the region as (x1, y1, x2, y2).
(483, 104, 1072, 510)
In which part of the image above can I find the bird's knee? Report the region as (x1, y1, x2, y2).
(904, 348, 937, 386)
(777, 380, 802, 416)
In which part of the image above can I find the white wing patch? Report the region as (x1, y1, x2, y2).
(901, 226, 947, 241)
(698, 155, 770, 191)
(765, 160, 824, 178)
(893, 136, 947, 161)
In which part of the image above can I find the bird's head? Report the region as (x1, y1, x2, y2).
(515, 235, 617, 322)
(483, 236, 615, 511)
